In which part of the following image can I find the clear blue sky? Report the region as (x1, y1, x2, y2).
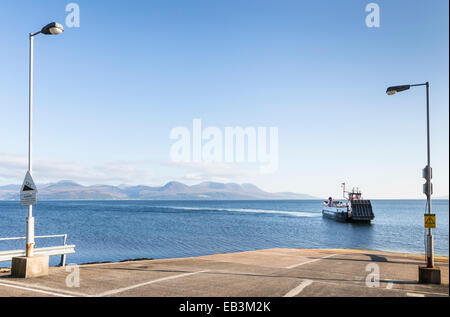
(0, 0, 448, 198)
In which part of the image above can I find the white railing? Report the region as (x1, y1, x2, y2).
(0, 234, 75, 267)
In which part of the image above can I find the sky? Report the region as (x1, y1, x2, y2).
(0, 0, 448, 199)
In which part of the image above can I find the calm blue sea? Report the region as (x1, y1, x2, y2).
(0, 200, 448, 267)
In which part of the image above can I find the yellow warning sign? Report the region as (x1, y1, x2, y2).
(424, 214, 436, 229)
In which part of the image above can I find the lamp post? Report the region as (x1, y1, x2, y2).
(386, 82, 441, 284)
(26, 22, 64, 257)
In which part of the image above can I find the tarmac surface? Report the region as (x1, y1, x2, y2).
(0, 248, 448, 297)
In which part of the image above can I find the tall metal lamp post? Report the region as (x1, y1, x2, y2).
(386, 82, 441, 284)
(12, 22, 64, 278)
(25, 22, 64, 257)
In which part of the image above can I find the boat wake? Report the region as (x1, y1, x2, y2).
(155, 206, 321, 218)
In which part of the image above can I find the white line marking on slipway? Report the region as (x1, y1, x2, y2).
(407, 292, 425, 297)
(0, 280, 88, 297)
(95, 270, 209, 297)
(286, 254, 338, 269)
(0, 282, 73, 297)
(283, 280, 313, 297)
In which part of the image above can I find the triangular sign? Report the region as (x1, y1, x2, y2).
(20, 172, 37, 194)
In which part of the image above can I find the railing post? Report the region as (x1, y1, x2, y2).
(59, 234, 67, 267)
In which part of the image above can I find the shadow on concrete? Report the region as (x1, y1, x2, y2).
(380, 279, 417, 285)
(368, 254, 388, 262)
(327, 256, 423, 266)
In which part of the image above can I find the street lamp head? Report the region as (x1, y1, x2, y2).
(41, 22, 64, 35)
(386, 89, 397, 96)
(386, 85, 411, 96)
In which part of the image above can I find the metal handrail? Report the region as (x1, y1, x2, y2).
(0, 234, 67, 241)
(0, 234, 69, 266)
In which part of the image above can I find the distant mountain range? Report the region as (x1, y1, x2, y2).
(0, 180, 318, 201)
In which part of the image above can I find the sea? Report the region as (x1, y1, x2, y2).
(0, 200, 448, 267)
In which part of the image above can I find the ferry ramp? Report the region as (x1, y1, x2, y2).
(0, 249, 448, 297)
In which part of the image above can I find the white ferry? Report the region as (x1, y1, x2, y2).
(322, 183, 375, 223)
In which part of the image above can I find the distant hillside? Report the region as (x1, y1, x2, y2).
(0, 181, 318, 201)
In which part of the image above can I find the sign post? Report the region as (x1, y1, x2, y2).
(20, 172, 37, 257)
(25, 31, 35, 258)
